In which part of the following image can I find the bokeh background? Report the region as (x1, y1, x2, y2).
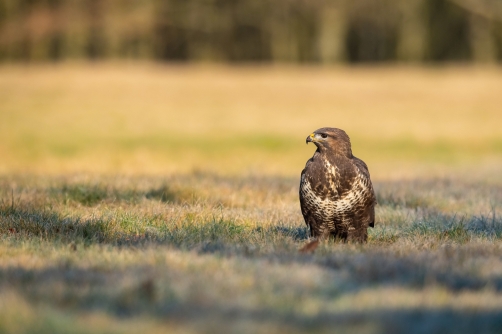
(1, 0, 502, 63)
(1, 0, 502, 179)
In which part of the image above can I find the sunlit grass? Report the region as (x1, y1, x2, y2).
(1, 173, 502, 333)
(1, 64, 502, 333)
(1, 64, 502, 177)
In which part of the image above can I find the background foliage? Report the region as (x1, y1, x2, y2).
(1, 0, 502, 63)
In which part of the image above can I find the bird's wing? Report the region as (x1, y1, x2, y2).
(352, 156, 370, 178)
(352, 157, 375, 201)
(352, 156, 376, 228)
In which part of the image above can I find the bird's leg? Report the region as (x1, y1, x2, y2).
(319, 227, 332, 241)
(309, 223, 315, 238)
(335, 230, 348, 242)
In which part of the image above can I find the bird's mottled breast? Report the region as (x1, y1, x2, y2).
(300, 152, 373, 218)
(301, 152, 350, 200)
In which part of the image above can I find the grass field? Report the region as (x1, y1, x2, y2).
(1, 63, 502, 333)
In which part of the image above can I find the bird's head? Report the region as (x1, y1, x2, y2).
(306, 127, 352, 157)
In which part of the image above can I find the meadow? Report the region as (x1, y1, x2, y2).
(1, 64, 502, 333)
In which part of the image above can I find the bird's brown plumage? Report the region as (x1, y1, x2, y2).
(299, 127, 376, 243)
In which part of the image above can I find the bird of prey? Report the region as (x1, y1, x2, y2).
(299, 127, 376, 243)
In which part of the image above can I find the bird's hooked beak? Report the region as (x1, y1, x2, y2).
(306, 133, 315, 144)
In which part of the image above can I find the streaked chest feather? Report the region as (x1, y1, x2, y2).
(301, 159, 370, 216)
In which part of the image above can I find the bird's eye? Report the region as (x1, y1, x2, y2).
(321, 133, 328, 138)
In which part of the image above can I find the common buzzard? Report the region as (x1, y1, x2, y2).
(299, 127, 376, 243)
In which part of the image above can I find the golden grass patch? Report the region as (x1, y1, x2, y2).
(1, 64, 501, 178)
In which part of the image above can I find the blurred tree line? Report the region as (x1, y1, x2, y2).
(1, 0, 502, 63)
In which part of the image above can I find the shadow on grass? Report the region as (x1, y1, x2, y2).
(256, 225, 308, 241)
(2, 274, 502, 334)
(52, 183, 197, 206)
(404, 211, 502, 240)
(3, 203, 502, 295)
(0, 265, 175, 318)
(145, 184, 196, 204)
(0, 202, 306, 249)
(167, 307, 502, 334)
(41, 173, 299, 207)
(374, 178, 502, 210)
(182, 308, 502, 334)
(2, 197, 501, 247)
(319, 249, 502, 292)
(0, 205, 113, 243)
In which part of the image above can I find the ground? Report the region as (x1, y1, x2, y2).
(0, 64, 501, 333)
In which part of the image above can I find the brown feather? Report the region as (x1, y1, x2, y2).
(299, 239, 319, 253)
(299, 128, 376, 243)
